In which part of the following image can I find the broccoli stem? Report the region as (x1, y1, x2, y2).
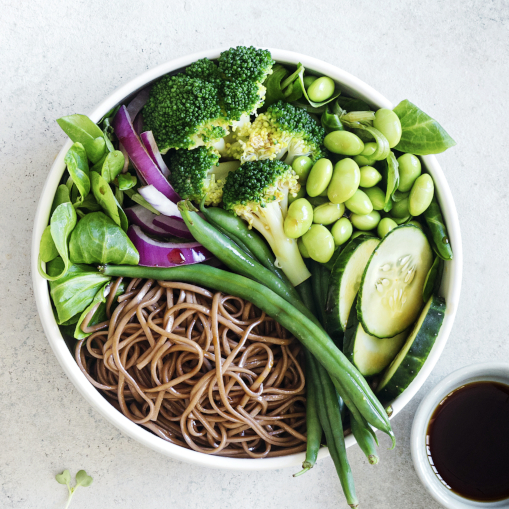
(250, 201, 311, 286)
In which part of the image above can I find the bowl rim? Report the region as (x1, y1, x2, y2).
(31, 46, 463, 471)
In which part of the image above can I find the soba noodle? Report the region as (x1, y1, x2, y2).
(75, 278, 307, 458)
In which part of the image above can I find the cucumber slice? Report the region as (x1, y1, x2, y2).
(357, 225, 433, 338)
(325, 235, 379, 337)
(344, 298, 408, 377)
(377, 294, 446, 402)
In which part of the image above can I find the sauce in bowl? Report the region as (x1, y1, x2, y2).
(426, 381, 509, 502)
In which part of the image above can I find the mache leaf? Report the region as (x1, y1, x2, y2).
(117, 173, 137, 191)
(100, 150, 125, 183)
(69, 212, 139, 265)
(393, 99, 456, 155)
(90, 171, 121, 226)
(39, 226, 59, 263)
(64, 143, 90, 201)
(51, 185, 71, 215)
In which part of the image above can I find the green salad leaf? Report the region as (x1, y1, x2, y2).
(262, 64, 290, 109)
(51, 185, 71, 215)
(74, 193, 102, 212)
(100, 150, 125, 183)
(336, 96, 371, 112)
(55, 469, 93, 509)
(64, 143, 90, 202)
(393, 100, 456, 155)
(39, 225, 59, 263)
(117, 173, 137, 191)
(47, 257, 110, 324)
(90, 171, 121, 226)
(69, 212, 139, 265)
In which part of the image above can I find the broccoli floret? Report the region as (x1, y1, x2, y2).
(186, 58, 222, 83)
(143, 73, 228, 152)
(222, 160, 310, 286)
(169, 146, 239, 206)
(226, 100, 326, 164)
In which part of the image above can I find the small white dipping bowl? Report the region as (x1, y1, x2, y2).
(411, 362, 509, 508)
(32, 47, 463, 470)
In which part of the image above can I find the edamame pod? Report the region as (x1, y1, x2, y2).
(359, 166, 382, 188)
(324, 131, 365, 156)
(331, 217, 353, 246)
(284, 198, 314, 238)
(397, 153, 421, 192)
(345, 189, 373, 215)
(409, 174, 434, 216)
(328, 159, 360, 204)
(362, 186, 385, 211)
(373, 108, 402, 148)
(307, 158, 333, 197)
(313, 202, 345, 225)
(292, 156, 314, 183)
(350, 211, 381, 230)
(307, 76, 335, 103)
(302, 225, 335, 263)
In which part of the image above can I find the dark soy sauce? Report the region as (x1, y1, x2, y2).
(427, 381, 509, 502)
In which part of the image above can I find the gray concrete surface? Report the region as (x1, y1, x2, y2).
(1, 0, 508, 507)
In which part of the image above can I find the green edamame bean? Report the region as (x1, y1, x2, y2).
(409, 174, 434, 216)
(318, 187, 329, 197)
(302, 224, 335, 263)
(307, 76, 335, 102)
(324, 131, 365, 156)
(345, 189, 373, 215)
(307, 196, 329, 208)
(288, 186, 306, 205)
(362, 187, 385, 210)
(359, 166, 382, 188)
(373, 108, 402, 148)
(390, 197, 410, 218)
(306, 158, 333, 197)
(350, 211, 381, 231)
(327, 158, 360, 204)
(298, 237, 310, 258)
(303, 75, 318, 89)
(313, 202, 345, 225)
(397, 153, 421, 192)
(361, 142, 377, 157)
(407, 219, 423, 229)
(331, 217, 353, 246)
(392, 215, 412, 224)
(377, 217, 398, 238)
(284, 198, 313, 238)
(292, 156, 314, 183)
(354, 155, 375, 166)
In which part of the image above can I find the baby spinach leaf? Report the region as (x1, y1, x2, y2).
(117, 173, 137, 191)
(90, 171, 121, 226)
(74, 193, 102, 212)
(47, 257, 110, 324)
(74, 281, 125, 339)
(383, 152, 400, 212)
(38, 203, 77, 281)
(393, 100, 456, 155)
(64, 143, 90, 201)
(57, 114, 107, 163)
(39, 225, 59, 263)
(51, 184, 71, 215)
(101, 150, 125, 183)
(69, 212, 139, 265)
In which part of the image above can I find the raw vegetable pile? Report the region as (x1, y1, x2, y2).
(38, 46, 455, 508)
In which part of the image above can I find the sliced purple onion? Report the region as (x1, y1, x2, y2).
(124, 206, 169, 237)
(133, 113, 143, 135)
(118, 142, 130, 174)
(128, 225, 211, 267)
(113, 106, 180, 201)
(138, 185, 181, 218)
(126, 86, 152, 121)
(141, 131, 170, 178)
(152, 214, 193, 239)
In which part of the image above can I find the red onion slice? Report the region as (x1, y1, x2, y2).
(124, 205, 170, 237)
(128, 225, 211, 267)
(118, 142, 130, 174)
(138, 185, 181, 218)
(141, 131, 170, 178)
(152, 214, 193, 239)
(127, 87, 152, 121)
(113, 106, 180, 201)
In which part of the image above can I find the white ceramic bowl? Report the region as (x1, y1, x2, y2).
(411, 363, 509, 509)
(31, 48, 463, 471)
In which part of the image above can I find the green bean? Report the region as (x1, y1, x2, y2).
(324, 131, 365, 156)
(397, 153, 421, 192)
(101, 263, 392, 437)
(409, 174, 434, 216)
(292, 156, 314, 183)
(328, 158, 361, 204)
(284, 198, 313, 238)
(390, 196, 410, 218)
(350, 211, 381, 231)
(313, 202, 345, 225)
(345, 189, 373, 215)
(309, 259, 329, 326)
(423, 195, 453, 260)
(302, 225, 335, 263)
(298, 237, 310, 258)
(359, 166, 382, 188)
(362, 186, 385, 211)
(307, 76, 335, 102)
(288, 186, 306, 205)
(331, 217, 353, 246)
(351, 412, 379, 465)
(377, 217, 397, 238)
(306, 158, 333, 197)
(308, 356, 359, 508)
(303, 75, 318, 89)
(373, 108, 402, 148)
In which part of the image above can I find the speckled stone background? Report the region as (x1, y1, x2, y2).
(1, 0, 508, 507)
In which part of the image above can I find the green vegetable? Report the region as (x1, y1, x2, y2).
(169, 146, 239, 206)
(302, 225, 335, 263)
(55, 469, 93, 509)
(350, 211, 381, 230)
(39, 226, 59, 263)
(328, 158, 361, 204)
(377, 217, 398, 238)
(422, 256, 443, 302)
(423, 195, 453, 260)
(409, 174, 434, 216)
(350, 413, 379, 465)
(383, 152, 400, 212)
(38, 203, 77, 281)
(263, 63, 297, 108)
(345, 189, 373, 215)
(284, 198, 313, 238)
(390, 196, 410, 218)
(51, 185, 71, 215)
(373, 108, 402, 148)
(100, 150, 125, 183)
(331, 217, 353, 246)
(48, 257, 110, 324)
(74, 194, 102, 213)
(57, 114, 107, 163)
(69, 212, 139, 265)
(397, 153, 421, 192)
(324, 130, 364, 156)
(298, 237, 310, 258)
(336, 97, 371, 112)
(321, 106, 345, 133)
(313, 202, 344, 225)
(222, 159, 311, 286)
(307, 76, 335, 102)
(393, 99, 456, 155)
(292, 155, 314, 183)
(392, 190, 409, 203)
(90, 171, 121, 227)
(362, 186, 385, 211)
(117, 173, 137, 191)
(306, 158, 333, 197)
(123, 188, 160, 215)
(64, 143, 90, 202)
(359, 166, 382, 188)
